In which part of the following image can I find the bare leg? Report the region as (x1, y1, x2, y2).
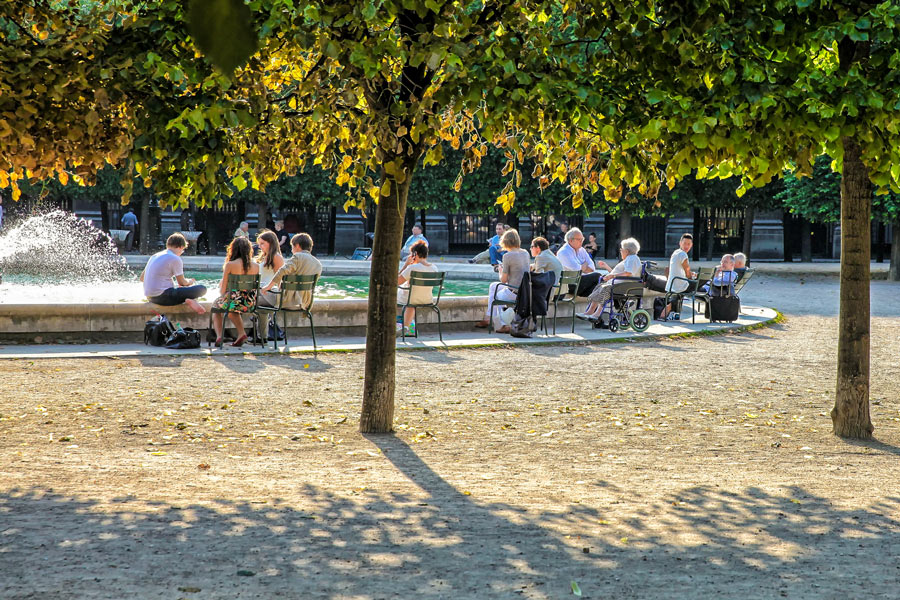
(212, 313, 225, 343)
(228, 313, 246, 338)
(403, 307, 416, 327)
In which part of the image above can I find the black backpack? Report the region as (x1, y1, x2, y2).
(144, 317, 175, 346)
(164, 327, 201, 349)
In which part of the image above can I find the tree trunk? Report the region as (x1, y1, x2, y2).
(875, 221, 885, 263)
(618, 210, 631, 243)
(782, 212, 794, 262)
(831, 136, 873, 439)
(801, 218, 813, 262)
(256, 199, 270, 235)
(605, 212, 617, 258)
(692, 207, 701, 262)
(139, 193, 151, 254)
(890, 220, 900, 281)
(742, 205, 754, 260)
(705, 209, 714, 261)
(359, 155, 417, 434)
(100, 201, 109, 232)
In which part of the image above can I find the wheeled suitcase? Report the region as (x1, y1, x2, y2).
(705, 294, 740, 322)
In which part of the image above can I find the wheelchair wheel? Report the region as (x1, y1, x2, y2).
(630, 309, 651, 333)
(608, 317, 619, 332)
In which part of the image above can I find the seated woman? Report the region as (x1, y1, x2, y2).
(579, 237, 643, 322)
(397, 240, 438, 335)
(256, 230, 286, 308)
(584, 232, 599, 259)
(475, 228, 530, 333)
(211, 237, 260, 348)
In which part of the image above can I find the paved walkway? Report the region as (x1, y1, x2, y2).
(0, 306, 777, 359)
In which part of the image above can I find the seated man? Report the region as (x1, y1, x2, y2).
(469, 222, 508, 264)
(234, 221, 250, 239)
(260, 233, 323, 308)
(555, 227, 601, 297)
(400, 223, 428, 260)
(530, 236, 563, 286)
(704, 254, 738, 296)
(141, 233, 207, 314)
(657, 233, 694, 320)
(733, 252, 748, 280)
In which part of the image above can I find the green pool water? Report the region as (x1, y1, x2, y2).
(187, 273, 489, 299)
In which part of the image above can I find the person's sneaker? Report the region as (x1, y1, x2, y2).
(467, 258, 476, 264)
(673, 312, 681, 321)
(575, 312, 589, 320)
(665, 313, 679, 321)
(405, 323, 416, 336)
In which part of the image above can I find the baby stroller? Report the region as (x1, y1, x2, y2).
(592, 261, 655, 333)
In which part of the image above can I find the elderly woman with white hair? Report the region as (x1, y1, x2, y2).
(578, 237, 644, 322)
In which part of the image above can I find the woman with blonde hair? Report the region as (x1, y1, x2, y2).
(255, 230, 285, 307)
(211, 237, 260, 347)
(475, 228, 531, 333)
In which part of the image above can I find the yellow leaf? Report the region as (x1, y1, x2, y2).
(380, 180, 391, 197)
(58, 171, 68, 186)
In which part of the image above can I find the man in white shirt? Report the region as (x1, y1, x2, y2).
(658, 233, 694, 320)
(555, 227, 601, 297)
(140, 233, 207, 314)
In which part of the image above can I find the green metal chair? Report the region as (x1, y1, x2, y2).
(487, 280, 519, 334)
(397, 271, 445, 342)
(732, 268, 754, 296)
(207, 273, 262, 347)
(545, 270, 582, 335)
(256, 274, 319, 355)
(687, 266, 725, 322)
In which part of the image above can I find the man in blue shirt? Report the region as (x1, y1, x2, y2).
(400, 223, 428, 259)
(121, 208, 138, 251)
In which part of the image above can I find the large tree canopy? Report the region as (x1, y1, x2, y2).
(5, 1, 900, 438)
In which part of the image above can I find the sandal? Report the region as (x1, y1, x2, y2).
(231, 334, 248, 347)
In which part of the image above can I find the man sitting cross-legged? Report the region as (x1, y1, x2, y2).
(141, 233, 207, 314)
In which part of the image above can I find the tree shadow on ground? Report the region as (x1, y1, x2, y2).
(399, 348, 464, 365)
(2, 441, 900, 599)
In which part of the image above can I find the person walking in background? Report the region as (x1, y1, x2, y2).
(121, 208, 138, 251)
(141, 233, 207, 314)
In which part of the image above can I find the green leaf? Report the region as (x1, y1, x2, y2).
(232, 174, 247, 191)
(571, 581, 582, 596)
(188, 0, 258, 74)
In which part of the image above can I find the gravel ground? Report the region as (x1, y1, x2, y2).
(1, 274, 899, 599)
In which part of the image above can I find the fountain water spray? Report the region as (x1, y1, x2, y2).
(0, 210, 131, 281)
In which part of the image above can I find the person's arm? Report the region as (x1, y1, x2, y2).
(273, 254, 285, 273)
(681, 257, 692, 280)
(218, 263, 231, 295)
(262, 259, 290, 293)
(139, 266, 145, 282)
